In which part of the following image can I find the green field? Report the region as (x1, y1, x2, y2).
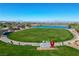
(8, 28, 73, 42)
(0, 41, 79, 56)
(72, 24, 79, 30)
(69, 23, 79, 30)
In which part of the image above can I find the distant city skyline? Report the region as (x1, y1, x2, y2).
(0, 3, 79, 22)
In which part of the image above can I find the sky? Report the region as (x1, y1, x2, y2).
(0, 3, 79, 22)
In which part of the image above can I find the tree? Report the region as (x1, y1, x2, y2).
(68, 24, 72, 29)
(26, 23, 32, 27)
(0, 30, 3, 37)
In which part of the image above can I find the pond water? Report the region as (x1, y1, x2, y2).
(32, 25, 69, 29)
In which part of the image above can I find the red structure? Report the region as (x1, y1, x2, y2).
(50, 40, 55, 48)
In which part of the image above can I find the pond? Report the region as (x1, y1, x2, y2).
(32, 25, 69, 29)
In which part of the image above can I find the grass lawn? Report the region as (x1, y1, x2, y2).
(0, 41, 79, 56)
(8, 28, 73, 42)
(72, 24, 79, 30)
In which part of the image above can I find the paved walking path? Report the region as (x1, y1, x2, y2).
(0, 36, 40, 46)
(55, 29, 79, 49)
(0, 28, 79, 50)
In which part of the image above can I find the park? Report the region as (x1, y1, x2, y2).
(0, 24, 79, 56)
(0, 3, 79, 56)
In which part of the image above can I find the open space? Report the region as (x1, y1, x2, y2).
(0, 41, 79, 56)
(8, 28, 73, 42)
(0, 3, 79, 56)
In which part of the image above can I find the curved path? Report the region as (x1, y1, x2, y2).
(0, 35, 40, 46)
(0, 28, 79, 49)
(55, 29, 79, 49)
